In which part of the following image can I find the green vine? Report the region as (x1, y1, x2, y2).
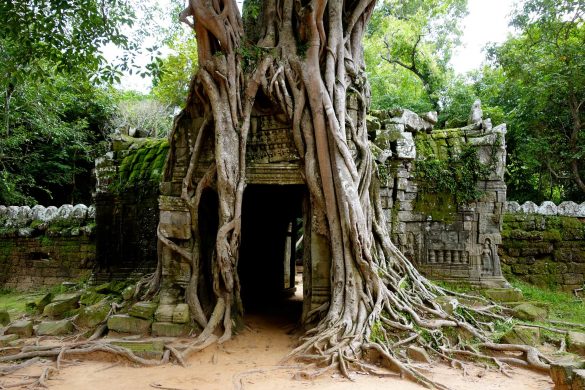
(415, 143, 494, 205)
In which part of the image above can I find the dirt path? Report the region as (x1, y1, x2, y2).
(4, 310, 549, 390)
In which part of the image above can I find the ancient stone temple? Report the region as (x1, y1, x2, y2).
(154, 101, 509, 321)
(370, 106, 509, 288)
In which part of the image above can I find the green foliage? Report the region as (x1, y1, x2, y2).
(365, 0, 468, 113)
(486, 0, 585, 202)
(415, 142, 492, 205)
(0, 65, 115, 205)
(511, 279, 585, 325)
(151, 36, 198, 108)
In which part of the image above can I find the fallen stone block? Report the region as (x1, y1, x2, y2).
(5, 320, 33, 337)
(550, 362, 583, 390)
(152, 322, 191, 337)
(107, 315, 151, 335)
(569, 332, 585, 357)
(129, 301, 158, 320)
(511, 303, 548, 322)
(111, 340, 164, 360)
(0, 334, 18, 347)
(26, 293, 53, 313)
(155, 304, 174, 323)
(573, 369, 585, 390)
(76, 301, 110, 328)
(483, 288, 523, 303)
(36, 319, 74, 336)
(43, 298, 80, 318)
(406, 345, 431, 364)
(501, 325, 540, 346)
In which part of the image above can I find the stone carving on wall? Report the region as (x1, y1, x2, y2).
(370, 101, 509, 287)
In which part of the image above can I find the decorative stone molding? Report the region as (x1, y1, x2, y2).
(0, 204, 94, 237)
(506, 201, 585, 217)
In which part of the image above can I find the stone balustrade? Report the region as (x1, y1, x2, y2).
(0, 204, 96, 290)
(0, 204, 95, 237)
(506, 201, 585, 217)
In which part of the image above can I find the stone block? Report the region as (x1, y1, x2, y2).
(76, 301, 110, 328)
(152, 322, 191, 337)
(107, 315, 151, 335)
(26, 293, 53, 313)
(0, 334, 18, 347)
(79, 291, 107, 306)
(550, 362, 585, 388)
(172, 304, 190, 324)
(574, 369, 585, 390)
(501, 325, 540, 346)
(43, 297, 80, 318)
(129, 301, 158, 320)
(568, 332, 585, 356)
(0, 311, 10, 326)
(36, 319, 74, 336)
(483, 288, 523, 303)
(511, 303, 548, 322)
(111, 340, 164, 360)
(155, 304, 175, 323)
(5, 320, 33, 337)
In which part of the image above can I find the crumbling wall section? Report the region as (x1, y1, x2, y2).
(501, 201, 585, 292)
(0, 205, 95, 290)
(93, 136, 168, 281)
(370, 106, 508, 287)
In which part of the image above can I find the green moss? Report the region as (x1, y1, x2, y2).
(413, 142, 491, 208)
(111, 139, 169, 193)
(414, 192, 457, 222)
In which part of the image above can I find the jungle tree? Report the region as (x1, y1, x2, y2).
(137, 0, 555, 385)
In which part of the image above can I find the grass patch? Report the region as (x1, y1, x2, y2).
(0, 290, 45, 318)
(510, 279, 585, 324)
(435, 279, 585, 325)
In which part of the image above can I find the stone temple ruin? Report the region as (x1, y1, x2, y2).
(149, 100, 509, 322)
(0, 100, 510, 332)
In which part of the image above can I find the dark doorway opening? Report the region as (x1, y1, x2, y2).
(238, 184, 305, 320)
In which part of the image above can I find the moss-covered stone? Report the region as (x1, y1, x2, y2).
(550, 362, 585, 388)
(76, 301, 110, 328)
(151, 322, 191, 337)
(107, 314, 151, 334)
(111, 340, 164, 360)
(501, 325, 540, 346)
(79, 291, 107, 306)
(43, 292, 81, 318)
(483, 288, 523, 302)
(5, 320, 33, 337)
(129, 301, 158, 320)
(569, 332, 585, 357)
(0, 334, 18, 347)
(511, 303, 548, 322)
(36, 319, 74, 336)
(26, 293, 53, 313)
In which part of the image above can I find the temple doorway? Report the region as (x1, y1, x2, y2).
(238, 184, 305, 319)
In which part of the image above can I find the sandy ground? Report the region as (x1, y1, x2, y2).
(1, 278, 554, 390)
(3, 309, 553, 389)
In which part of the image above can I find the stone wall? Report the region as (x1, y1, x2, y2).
(0, 204, 95, 290)
(370, 107, 508, 287)
(500, 201, 585, 292)
(93, 136, 168, 281)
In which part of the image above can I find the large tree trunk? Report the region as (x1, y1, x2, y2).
(151, 0, 551, 386)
